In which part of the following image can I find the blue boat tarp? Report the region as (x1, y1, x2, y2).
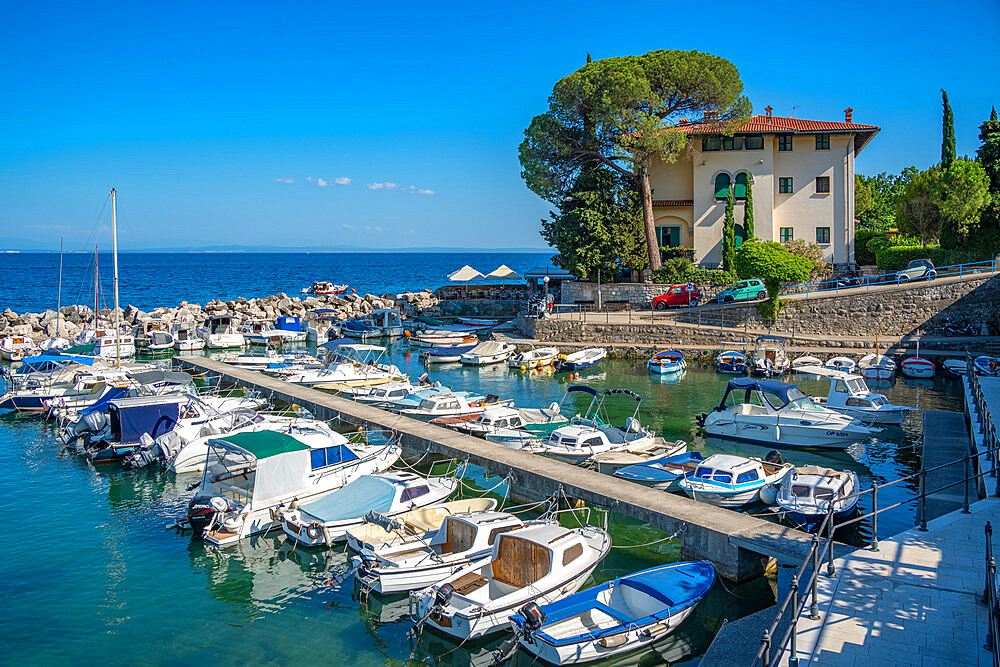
(719, 376, 803, 408)
(19, 354, 94, 371)
(78, 386, 130, 416)
(424, 343, 477, 357)
(514, 561, 716, 646)
(567, 385, 598, 397)
(614, 452, 704, 482)
(109, 400, 182, 443)
(300, 475, 396, 522)
(275, 316, 303, 332)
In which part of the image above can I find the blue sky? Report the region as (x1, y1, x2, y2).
(1, 1, 998, 251)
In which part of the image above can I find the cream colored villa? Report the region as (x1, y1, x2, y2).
(649, 107, 879, 268)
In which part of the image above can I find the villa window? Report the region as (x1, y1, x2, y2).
(657, 225, 681, 247)
(723, 136, 744, 150)
(734, 172, 748, 199)
(714, 173, 731, 200)
(778, 135, 794, 152)
(779, 227, 794, 242)
(815, 134, 830, 150)
(816, 176, 831, 194)
(702, 135, 721, 151)
(816, 227, 831, 244)
(745, 134, 764, 150)
(779, 177, 793, 194)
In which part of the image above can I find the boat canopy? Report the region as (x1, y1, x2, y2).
(719, 376, 805, 408)
(567, 385, 598, 397)
(78, 386, 130, 416)
(109, 396, 186, 443)
(604, 388, 642, 402)
(214, 431, 311, 459)
(425, 343, 477, 357)
(131, 370, 193, 386)
(275, 316, 303, 331)
(20, 354, 94, 370)
(756, 335, 788, 344)
(299, 475, 397, 521)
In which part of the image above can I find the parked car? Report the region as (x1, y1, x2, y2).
(896, 259, 936, 282)
(716, 279, 767, 303)
(653, 283, 702, 309)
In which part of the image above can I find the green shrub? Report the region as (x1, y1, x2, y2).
(653, 260, 734, 287)
(854, 229, 883, 265)
(876, 245, 995, 270)
(687, 268, 736, 286)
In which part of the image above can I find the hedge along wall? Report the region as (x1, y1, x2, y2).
(854, 229, 883, 266)
(875, 245, 995, 270)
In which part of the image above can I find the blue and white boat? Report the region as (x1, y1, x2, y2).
(776, 466, 860, 527)
(715, 346, 746, 374)
(612, 451, 705, 491)
(678, 453, 792, 508)
(647, 350, 685, 375)
(555, 348, 607, 372)
(420, 342, 478, 364)
(506, 561, 716, 665)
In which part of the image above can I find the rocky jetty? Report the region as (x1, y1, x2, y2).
(1, 290, 441, 341)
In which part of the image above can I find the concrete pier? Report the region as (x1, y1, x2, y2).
(174, 356, 819, 582)
(922, 410, 974, 519)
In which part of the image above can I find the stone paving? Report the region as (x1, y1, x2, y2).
(781, 497, 998, 666)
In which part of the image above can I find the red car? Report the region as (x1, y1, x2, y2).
(652, 283, 702, 309)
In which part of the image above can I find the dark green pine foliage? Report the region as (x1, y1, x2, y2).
(743, 170, 755, 239)
(722, 184, 736, 272)
(977, 106, 1000, 192)
(941, 89, 956, 169)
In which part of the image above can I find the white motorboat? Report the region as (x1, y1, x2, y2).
(506, 561, 716, 665)
(172, 321, 205, 351)
(0, 335, 37, 362)
(93, 332, 136, 359)
(304, 309, 341, 345)
(241, 318, 298, 347)
(353, 381, 458, 411)
(528, 389, 657, 462)
(435, 405, 567, 439)
(412, 520, 612, 641)
(187, 430, 401, 547)
(353, 510, 523, 595)
(346, 497, 499, 555)
(408, 331, 479, 348)
(399, 393, 513, 420)
(679, 453, 792, 507)
(280, 471, 457, 546)
(901, 355, 936, 378)
(749, 336, 790, 377)
(219, 348, 319, 372)
(792, 355, 823, 370)
(794, 366, 917, 425)
(37, 336, 70, 352)
(858, 353, 896, 381)
(509, 346, 559, 369)
(555, 348, 607, 372)
(460, 340, 516, 366)
(198, 315, 246, 349)
(776, 466, 860, 526)
(825, 356, 857, 373)
(277, 341, 406, 387)
(588, 439, 687, 475)
(698, 377, 879, 448)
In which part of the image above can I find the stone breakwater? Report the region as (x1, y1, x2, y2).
(0, 290, 442, 341)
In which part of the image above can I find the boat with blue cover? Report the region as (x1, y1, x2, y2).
(421, 342, 478, 364)
(647, 350, 685, 375)
(715, 343, 747, 374)
(776, 465, 860, 528)
(505, 560, 715, 665)
(555, 348, 607, 372)
(612, 451, 705, 490)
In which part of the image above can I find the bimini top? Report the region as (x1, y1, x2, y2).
(719, 376, 804, 408)
(568, 385, 599, 397)
(213, 431, 310, 459)
(755, 335, 788, 344)
(21, 354, 95, 370)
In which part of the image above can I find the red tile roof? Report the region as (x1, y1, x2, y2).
(673, 114, 880, 154)
(652, 199, 694, 207)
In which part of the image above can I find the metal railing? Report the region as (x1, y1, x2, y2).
(984, 521, 1000, 667)
(754, 353, 1000, 666)
(780, 257, 999, 299)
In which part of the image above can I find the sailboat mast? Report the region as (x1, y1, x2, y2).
(94, 244, 99, 329)
(57, 237, 63, 339)
(111, 188, 120, 367)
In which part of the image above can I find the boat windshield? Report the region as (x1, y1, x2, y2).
(846, 378, 867, 394)
(762, 387, 815, 411)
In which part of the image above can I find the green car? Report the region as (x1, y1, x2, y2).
(716, 278, 767, 303)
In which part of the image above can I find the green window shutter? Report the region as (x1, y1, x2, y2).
(734, 172, 747, 199)
(714, 173, 731, 199)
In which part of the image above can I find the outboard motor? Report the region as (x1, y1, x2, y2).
(493, 602, 547, 663)
(765, 450, 784, 465)
(61, 410, 108, 443)
(124, 433, 161, 469)
(187, 495, 229, 538)
(434, 583, 455, 609)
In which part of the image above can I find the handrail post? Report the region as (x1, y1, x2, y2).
(810, 534, 821, 619)
(788, 580, 800, 667)
(988, 557, 997, 653)
(826, 504, 837, 578)
(870, 483, 880, 551)
(964, 454, 972, 514)
(985, 522, 993, 604)
(761, 629, 771, 666)
(918, 467, 928, 531)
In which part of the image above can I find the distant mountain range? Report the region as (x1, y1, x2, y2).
(0, 239, 553, 254)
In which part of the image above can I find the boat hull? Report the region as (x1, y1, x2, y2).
(901, 358, 935, 379)
(355, 553, 491, 595)
(703, 414, 865, 449)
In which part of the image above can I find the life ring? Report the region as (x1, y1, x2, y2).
(306, 522, 325, 541)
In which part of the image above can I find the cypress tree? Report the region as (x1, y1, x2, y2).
(977, 106, 1000, 192)
(743, 170, 755, 239)
(941, 89, 956, 169)
(722, 184, 736, 272)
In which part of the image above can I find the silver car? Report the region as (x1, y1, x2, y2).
(897, 259, 937, 281)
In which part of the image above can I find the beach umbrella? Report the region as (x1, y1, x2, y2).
(485, 265, 522, 282)
(448, 265, 486, 282)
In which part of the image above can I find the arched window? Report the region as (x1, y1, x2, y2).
(714, 173, 731, 200)
(734, 172, 748, 200)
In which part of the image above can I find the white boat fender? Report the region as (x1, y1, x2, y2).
(549, 402, 560, 414)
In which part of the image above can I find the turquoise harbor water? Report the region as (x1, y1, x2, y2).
(0, 341, 963, 666)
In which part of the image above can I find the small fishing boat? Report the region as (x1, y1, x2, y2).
(304, 309, 341, 345)
(457, 317, 499, 327)
(678, 453, 792, 507)
(412, 521, 612, 641)
(421, 342, 478, 364)
(555, 348, 607, 372)
(776, 466, 860, 527)
(748, 336, 790, 377)
(795, 366, 917, 425)
(172, 321, 205, 351)
(0, 335, 37, 362)
(399, 393, 513, 420)
(509, 346, 559, 369)
(530, 390, 656, 462)
(198, 315, 245, 349)
(460, 341, 516, 366)
(825, 356, 857, 373)
(943, 358, 969, 377)
(589, 440, 687, 475)
(408, 331, 479, 348)
(301, 281, 349, 295)
(433, 405, 567, 439)
(280, 471, 457, 547)
(858, 353, 896, 381)
(715, 349, 746, 374)
(698, 377, 878, 448)
(188, 430, 401, 546)
(901, 355, 936, 379)
(354, 511, 524, 595)
(346, 498, 499, 555)
(343, 309, 405, 339)
(975, 355, 1000, 377)
(791, 355, 823, 370)
(505, 561, 716, 665)
(612, 451, 706, 490)
(647, 350, 685, 375)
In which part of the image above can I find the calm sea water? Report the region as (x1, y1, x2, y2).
(0, 251, 554, 313)
(0, 343, 963, 665)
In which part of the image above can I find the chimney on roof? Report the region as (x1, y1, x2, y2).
(679, 118, 689, 125)
(765, 106, 773, 122)
(704, 110, 718, 122)
(844, 107, 853, 123)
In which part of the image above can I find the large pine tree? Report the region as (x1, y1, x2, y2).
(941, 89, 956, 169)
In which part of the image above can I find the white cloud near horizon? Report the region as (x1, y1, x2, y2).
(364, 225, 384, 232)
(402, 185, 435, 195)
(274, 178, 294, 184)
(367, 182, 398, 190)
(335, 177, 351, 185)
(342, 223, 356, 230)
(316, 177, 328, 187)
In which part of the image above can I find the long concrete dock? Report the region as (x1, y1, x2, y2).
(174, 356, 820, 582)
(923, 410, 975, 519)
